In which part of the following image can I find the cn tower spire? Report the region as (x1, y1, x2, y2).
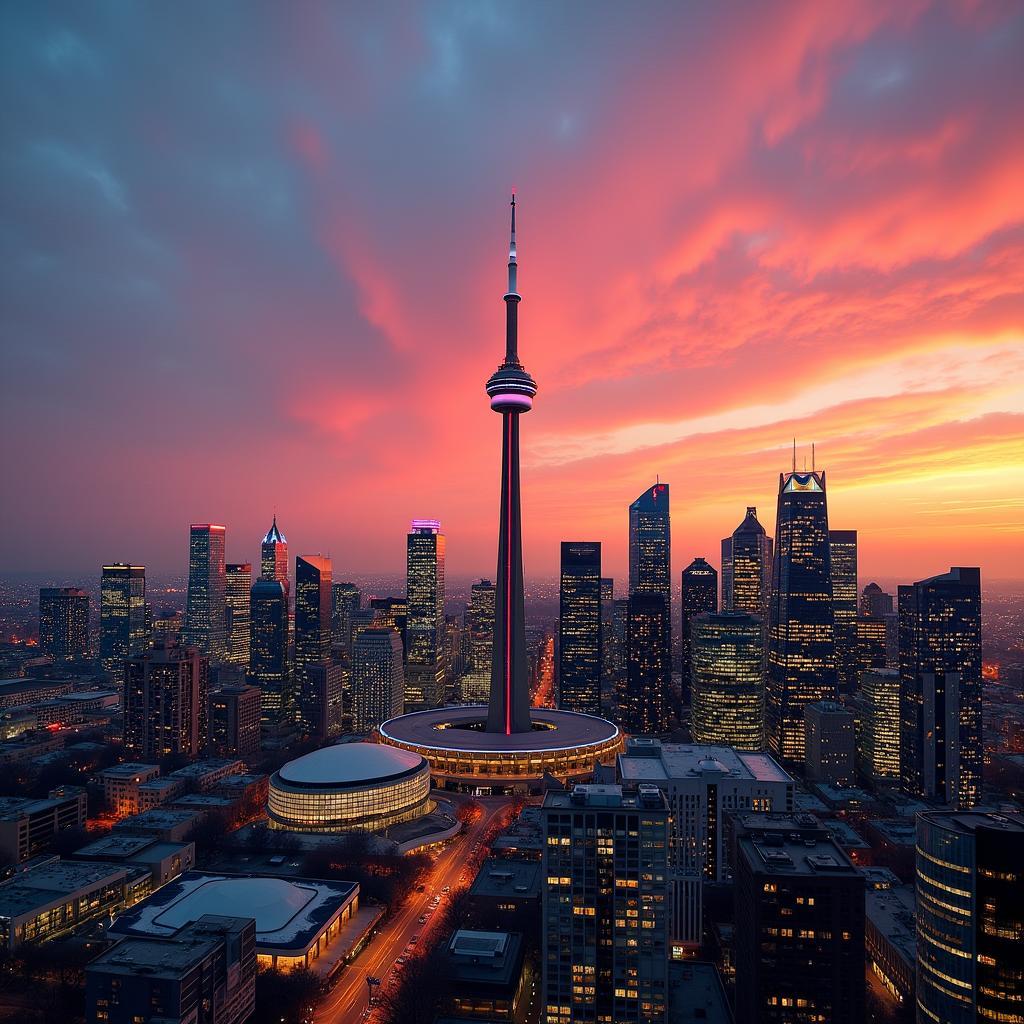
(486, 194, 537, 734)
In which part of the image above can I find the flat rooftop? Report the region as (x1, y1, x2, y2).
(736, 815, 859, 878)
(867, 819, 918, 845)
(668, 962, 734, 1023)
(543, 784, 666, 811)
(919, 810, 1024, 835)
(865, 886, 916, 966)
(74, 835, 155, 859)
(444, 929, 523, 989)
(0, 791, 81, 818)
(168, 759, 244, 779)
(469, 857, 541, 899)
(98, 763, 160, 778)
(110, 871, 358, 954)
(114, 808, 202, 831)
(0, 860, 130, 918)
(619, 741, 791, 785)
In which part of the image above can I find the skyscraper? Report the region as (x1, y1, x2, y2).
(183, 524, 227, 659)
(629, 482, 671, 604)
(829, 529, 858, 696)
(39, 587, 90, 662)
(294, 554, 332, 731)
(100, 565, 147, 675)
(622, 593, 670, 734)
(860, 581, 893, 617)
(558, 541, 602, 716)
(721, 506, 772, 619)
(302, 661, 344, 739)
(680, 557, 718, 706)
(260, 515, 288, 594)
(331, 582, 361, 652)
(207, 683, 261, 758)
(600, 578, 616, 711)
(124, 636, 207, 759)
(690, 611, 765, 750)
(541, 784, 669, 1024)
(915, 811, 1023, 1024)
(856, 669, 900, 786)
(899, 566, 982, 808)
(249, 578, 290, 731)
(485, 196, 538, 736)
(461, 579, 495, 703)
(766, 465, 837, 765)
(224, 563, 252, 667)
(351, 629, 404, 732)
(803, 700, 856, 786)
(406, 520, 446, 711)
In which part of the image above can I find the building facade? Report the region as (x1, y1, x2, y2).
(207, 684, 261, 758)
(294, 554, 332, 731)
(803, 700, 856, 787)
(558, 542, 603, 716)
(224, 562, 252, 667)
(899, 567, 983, 809)
(260, 515, 288, 594)
(406, 520, 446, 712)
(766, 469, 837, 765)
(38, 587, 90, 661)
(856, 669, 901, 786)
(183, 524, 227, 659)
(690, 611, 765, 750)
(249, 578, 291, 732)
(542, 784, 669, 1023)
(721, 506, 772, 620)
(622, 593, 670, 734)
(829, 530, 859, 696)
(351, 629, 404, 732)
(680, 558, 718, 707)
(100, 565, 147, 676)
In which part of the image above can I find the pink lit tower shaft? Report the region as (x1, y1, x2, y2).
(485, 196, 537, 735)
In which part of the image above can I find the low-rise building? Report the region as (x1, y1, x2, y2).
(467, 856, 541, 934)
(96, 764, 162, 817)
(72, 833, 195, 886)
(86, 914, 256, 1024)
(865, 884, 915, 1011)
(0, 858, 150, 950)
(137, 776, 186, 810)
(113, 808, 205, 843)
(0, 787, 87, 864)
(440, 929, 526, 1022)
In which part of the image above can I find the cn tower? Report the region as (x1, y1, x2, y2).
(485, 194, 536, 735)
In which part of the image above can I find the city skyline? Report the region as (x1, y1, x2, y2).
(3, 5, 1023, 581)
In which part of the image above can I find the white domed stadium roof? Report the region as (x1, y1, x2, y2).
(278, 741, 425, 787)
(155, 877, 313, 932)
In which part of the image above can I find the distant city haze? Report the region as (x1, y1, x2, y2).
(2, 5, 1022, 580)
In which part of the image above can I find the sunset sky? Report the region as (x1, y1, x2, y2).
(2, 2, 1023, 584)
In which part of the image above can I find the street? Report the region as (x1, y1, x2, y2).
(314, 795, 512, 1024)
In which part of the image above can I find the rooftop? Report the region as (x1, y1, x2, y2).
(469, 857, 542, 900)
(0, 860, 131, 918)
(543, 783, 667, 811)
(0, 790, 82, 819)
(110, 871, 357, 954)
(618, 738, 791, 785)
(168, 759, 244, 780)
(668, 962, 734, 1023)
(73, 835, 155, 859)
(98, 763, 160, 779)
(113, 808, 202, 832)
(735, 814, 860, 878)
(918, 810, 1024, 835)
(444, 929, 523, 989)
(276, 742, 425, 788)
(865, 885, 916, 966)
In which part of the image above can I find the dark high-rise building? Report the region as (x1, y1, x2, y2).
(470, 579, 495, 674)
(734, 813, 865, 1024)
(860, 581, 893, 617)
(224, 563, 252, 667)
(260, 515, 288, 594)
(829, 530, 858, 696)
(629, 482, 671, 605)
(622, 593, 670, 734)
(295, 554, 332, 731)
(183, 524, 227, 659)
(38, 587, 89, 662)
(766, 467, 837, 765)
(680, 557, 718, 706)
(558, 542, 603, 716)
(485, 196, 538, 736)
(302, 661, 344, 739)
(406, 520, 446, 711)
(541, 784, 669, 1023)
(369, 597, 408, 656)
(124, 636, 207, 759)
(915, 811, 1024, 1024)
(100, 565, 147, 676)
(249, 578, 291, 731)
(331, 582, 361, 652)
(351, 629, 404, 732)
(690, 611, 765, 750)
(721, 506, 772, 619)
(600, 578, 616, 711)
(899, 566, 982, 808)
(207, 683, 261, 758)
(804, 699, 856, 786)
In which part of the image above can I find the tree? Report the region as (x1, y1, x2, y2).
(250, 966, 322, 1024)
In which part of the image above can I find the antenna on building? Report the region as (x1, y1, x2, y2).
(792, 438, 796, 473)
(812, 443, 816, 472)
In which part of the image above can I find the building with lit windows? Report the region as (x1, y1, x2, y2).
(766, 465, 837, 766)
(331, 581, 360, 652)
(915, 810, 1024, 1024)
(224, 562, 251, 667)
(721, 506, 772, 620)
(541, 784, 669, 1024)
(109, 870, 362, 972)
(86, 915, 256, 1024)
(461, 579, 496, 702)
(267, 742, 431, 833)
(124, 637, 207, 760)
(734, 813, 865, 1024)
(899, 566, 983, 809)
(38, 587, 90, 662)
(351, 629, 404, 732)
(377, 199, 620, 796)
(618, 593, 669, 734)
(183, 524, 227, 659)
(405, 520, 447, 711)
(302, 661, 344, 740)
(804, 700, 856, 787)
(260, 515, 288, 594)
(558, 542, 603, 716)
(294, 554, 332, 731)
(690, 611, 764, 750)
(248, 578, 291, 733)
(629, 484, 671, 608)
(96, 764, 162, 818)
(0, 787, 88, 863)
(855, 669, 901, 786)
(100, 565, 147, 676)
(207, 683, 261, 758)
(829, 530, 859, 696)
(680, 558, 718, 708)
(600, 578, 616, 711)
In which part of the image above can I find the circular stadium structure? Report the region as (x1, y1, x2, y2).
(267, 741, 432, 833)
(378, 706, 623, 795)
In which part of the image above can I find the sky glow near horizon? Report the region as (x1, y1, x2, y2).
(2, 2, 1023, 582)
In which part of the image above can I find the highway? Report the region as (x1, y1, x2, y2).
(315, 795, 512, 1024)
